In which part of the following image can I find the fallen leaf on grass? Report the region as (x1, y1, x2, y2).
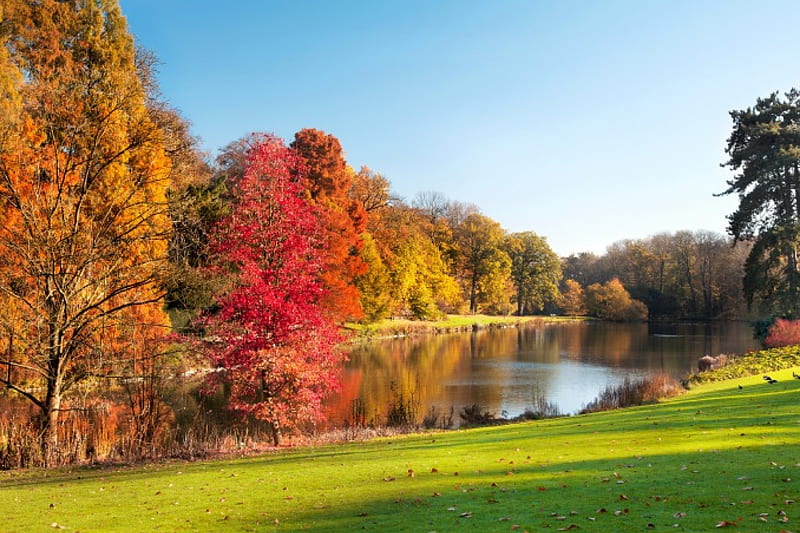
(556, 525, 580, 530)
(619, 494, 630, 501)
(459, 512, 472, 518)
(383, 477, 395, 482)
(715, 521, 737, 527)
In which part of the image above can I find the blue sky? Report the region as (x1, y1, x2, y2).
(119, 0, 800, 256)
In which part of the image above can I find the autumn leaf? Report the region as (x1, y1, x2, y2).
(715, 521, 737, 527)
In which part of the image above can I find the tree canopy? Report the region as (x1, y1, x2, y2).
(0, 0, 180, 463)
(199, 136, 343, 446)
(720, 89, 800, 316)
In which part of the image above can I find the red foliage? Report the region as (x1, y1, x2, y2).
(201, 135, 344, 445)
(764, 318, 800, 348)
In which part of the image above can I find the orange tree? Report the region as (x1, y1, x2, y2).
(291, 129, 367, 322)
(0, 0, 176, 464)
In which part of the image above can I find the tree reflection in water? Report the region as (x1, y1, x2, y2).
(326, 321, 758, 427)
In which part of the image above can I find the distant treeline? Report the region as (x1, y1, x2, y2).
(562, 231, 749, 320)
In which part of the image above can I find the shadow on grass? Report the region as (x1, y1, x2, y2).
(2, 376, 799, 532)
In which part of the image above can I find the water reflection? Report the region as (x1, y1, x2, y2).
(327, 321, 758, 426)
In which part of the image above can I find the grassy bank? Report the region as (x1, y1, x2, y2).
(345, 313, 581, 341)
(3, 363, 799, 531)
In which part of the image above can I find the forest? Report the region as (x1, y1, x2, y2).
(1, 0, 799, 467)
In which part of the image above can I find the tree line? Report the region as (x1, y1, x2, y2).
(0, 0, 796, 466)
(561, 231, 750, 320)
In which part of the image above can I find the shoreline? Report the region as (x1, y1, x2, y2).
(342, 314, 585, 342)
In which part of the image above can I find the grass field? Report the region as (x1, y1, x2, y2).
(2, 368, 799, 532)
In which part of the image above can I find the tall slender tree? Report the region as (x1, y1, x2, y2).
(291, 129, 367, 322)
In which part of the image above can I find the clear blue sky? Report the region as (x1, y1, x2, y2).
(119, 0, 800, 256)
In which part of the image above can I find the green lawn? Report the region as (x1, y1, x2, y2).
(2, 368, 799, 532)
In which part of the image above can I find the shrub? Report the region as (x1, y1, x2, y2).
(585, 278, 648, 321)
(517, 395, 563, 420)
(764, 318, 800, 348)
(459, 404, 497, 426)
(422, 405, 455, 429)
(581, 373, 683, 413)
(697, 353, 731, 372)
(386, 388, 419, 427)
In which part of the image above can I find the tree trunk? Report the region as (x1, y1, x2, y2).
(684, 265, 697, 315)
(469, 273, 478, 313)
(270, 421, 282, 446)
(39, 391, 62, 467)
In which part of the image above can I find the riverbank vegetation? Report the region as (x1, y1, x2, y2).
(344, 313, 581, 341)
(3, 361, 800, 532)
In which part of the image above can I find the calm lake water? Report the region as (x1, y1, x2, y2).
(325, 321, 759, 426)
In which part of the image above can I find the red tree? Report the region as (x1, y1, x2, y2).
(200, 136, 343, 445)
(291, 129, 367, 321)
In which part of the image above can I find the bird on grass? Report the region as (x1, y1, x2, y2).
(738, 385, 743, 390)
(763, 375, 772, 381)
(793, 371, 800, 380)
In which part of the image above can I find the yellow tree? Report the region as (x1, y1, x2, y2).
(0, 0, 175, 464)
(453, 213, 512, 313)
(560, 279, 586, 316)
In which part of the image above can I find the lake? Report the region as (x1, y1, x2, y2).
(325, 321, 759, 427)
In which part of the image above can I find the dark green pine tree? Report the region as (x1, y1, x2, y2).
(720, 89, 800, 316)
